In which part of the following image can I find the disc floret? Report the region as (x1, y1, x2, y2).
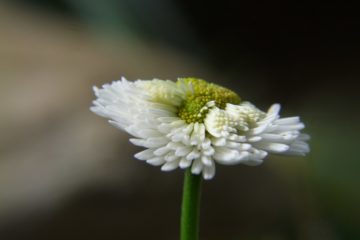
(177, 78, 241, 123)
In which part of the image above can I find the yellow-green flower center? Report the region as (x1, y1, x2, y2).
(177, 78, 241, 123)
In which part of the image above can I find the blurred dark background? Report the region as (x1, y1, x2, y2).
(0, 0, 359, 239)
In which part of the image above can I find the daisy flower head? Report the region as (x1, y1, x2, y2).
(91, 77, 309, 180)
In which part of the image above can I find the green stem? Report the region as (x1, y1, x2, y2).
(180, 168, 202, 240)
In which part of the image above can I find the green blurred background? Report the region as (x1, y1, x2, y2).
(0, 1, 359, 239)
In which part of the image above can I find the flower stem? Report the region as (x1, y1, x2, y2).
(180, 168, 202, 240)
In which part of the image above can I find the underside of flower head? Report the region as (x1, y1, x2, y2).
(91, 77, 310, 180)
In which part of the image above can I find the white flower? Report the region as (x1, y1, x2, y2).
(91, 77, 309, 180)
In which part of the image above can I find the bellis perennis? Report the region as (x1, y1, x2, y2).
(91, 77, 309, 180)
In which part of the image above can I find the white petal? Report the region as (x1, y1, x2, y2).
(254, 142, 289, 153)
(211, 137, 227, 146)
(202, 165, 216, 180)
(225, 141, 241, 148)
(191, 158, 203, 174)
(274, 116, 300, 125)
(179, 158, 192, 169)
(130, 137, 168, 148)
(158, 117, 181, 123)
(201, 155, 213, 166)
(268, 103, 281, 115)
(274, 123, 305, 132)
(190, 122, 200, 144)
(161, 160, 179, 171)
(186, 149, 201, 161)
(175, 146, 193, 157)
(261, 133, 286, 142)
(146, 157, 165, 166)
(249, 122, 270, 135)
(215, 151, 249, 165)
(201, 138, 211, 149)
(235, 151, 250, 161)
(134, 149, 155, 160)
(137, 129, 163, 138)
(288, 141, 310, 154)
(164, 153, 178, 162)
(153, 146, 171, 156)
(247, 136, 262, 142)
(213, 147, 239, 162)
(240, 143, 252, 151)
(166, 141, 183, 150)
(228, 134, 246, 142)
(202, 147, 215, 156)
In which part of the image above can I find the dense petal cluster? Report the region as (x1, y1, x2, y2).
(91, 77, 309, 179)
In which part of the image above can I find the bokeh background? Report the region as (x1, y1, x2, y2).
(0, 1, 359, 239)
